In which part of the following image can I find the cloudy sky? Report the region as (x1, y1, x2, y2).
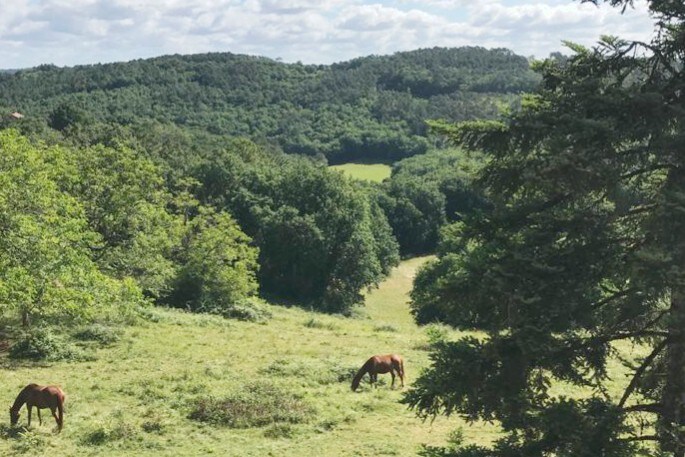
(0, 0, 656, 69)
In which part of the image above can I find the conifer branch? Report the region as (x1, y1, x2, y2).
(618, 338, 669, 408)
(624, 403, 663, 414)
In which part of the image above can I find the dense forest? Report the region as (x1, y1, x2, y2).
(0, 47, 538, 163)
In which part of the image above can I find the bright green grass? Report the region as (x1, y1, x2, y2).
(0, 257, 495, 456)
(330, 163, 392, 182)
(0, 257, 649, 456)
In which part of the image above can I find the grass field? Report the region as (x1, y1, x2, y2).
(0, 257, 651, 456)
(329, 163, 392, 182)
(0, 257, 500, 457)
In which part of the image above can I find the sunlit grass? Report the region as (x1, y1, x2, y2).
(0, 257, 477, 456)
(0, 256, 649, 456)
(330, 163, 392, 182)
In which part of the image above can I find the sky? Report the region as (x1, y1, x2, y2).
(0, 0, 656, 69)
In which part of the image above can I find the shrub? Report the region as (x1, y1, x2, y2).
(263, 423, 296, 439)
(217, 298, 271, 322)
(72, 324, 121, 345)
(81, 413, 139, 446)
(188, 381, 312, 428)
(9, 327, 88, 361)
(425, 323, 450, 345)
(168, 208, 260, 317)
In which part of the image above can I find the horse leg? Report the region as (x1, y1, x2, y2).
(37, 408, 42, 425)
(50, 407, 59, 430)
(391, 371, 396, 388)
(27, 405, 32, 427)
(399, 360, 405, 388)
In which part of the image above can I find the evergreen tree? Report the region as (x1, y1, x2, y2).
(405, 2, 685, 455)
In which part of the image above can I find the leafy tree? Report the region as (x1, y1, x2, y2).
(377, 148, 486, 256)
(168, 207, 259, 315)
(406, 2, 685, 456)
(44, 143, 182, 299)
(0, 130, 144, 326)
(48, 101, 87, 131)
(195, 141, 399, 313)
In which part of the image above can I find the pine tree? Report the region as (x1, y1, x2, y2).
(405, 1, 685, 455)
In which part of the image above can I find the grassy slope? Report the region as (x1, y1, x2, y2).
(0, 257, 495, 456)
(0, 257, 650, 456)
(329, 163, 392, 183)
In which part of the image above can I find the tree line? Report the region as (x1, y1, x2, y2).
(0, 47, 538, 163)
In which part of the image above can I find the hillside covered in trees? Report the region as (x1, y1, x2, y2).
(0, 47, 538, 163)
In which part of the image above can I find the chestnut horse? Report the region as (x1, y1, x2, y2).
(351, 354, 405, 391)
(9, 384, 65, 432)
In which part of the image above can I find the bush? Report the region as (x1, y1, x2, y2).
(188, 381, 312, 428)
(217, 298, 271, 322)
(9, 327, 88, 361)
(263, 423, 296, 439)
(81, 412, 139, 446)
(425, 323, 450, 345)
(72, 324, 121, 345)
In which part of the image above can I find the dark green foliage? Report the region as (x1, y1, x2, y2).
(9, 327, 86, 361)
(72, 324, 122, 345)
(188, 382, 312, 428)
(263, 423, 296, 439)
(195, 141, 399, 313)
(48, 102, 87, 132)
(377, 148, 487, 256)
(406, 2, 685, 455)
(0, 47, 538, 162)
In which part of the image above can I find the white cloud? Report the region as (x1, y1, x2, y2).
(0, 0, 656, 68)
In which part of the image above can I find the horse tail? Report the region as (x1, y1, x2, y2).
(399, 357, 405, 377)
(351, 359, 372, 391)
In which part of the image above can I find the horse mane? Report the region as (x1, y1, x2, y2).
(10, 384, 34, 412)
(351, 358, 373, 391)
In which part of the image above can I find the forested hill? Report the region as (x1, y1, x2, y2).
(0, 47, 538, 163)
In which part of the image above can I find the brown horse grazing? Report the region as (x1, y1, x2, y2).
(351, 354, 405, 391)
(9, 384, 65, 432)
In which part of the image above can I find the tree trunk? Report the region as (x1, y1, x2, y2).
(21, 309, 30, 327)
(659, 168, 685, 456)
(662, 289, 685, 456)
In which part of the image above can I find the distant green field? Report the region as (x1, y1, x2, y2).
(330, 163, 392, 182)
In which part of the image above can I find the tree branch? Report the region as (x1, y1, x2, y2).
(620, 435, 659, 442)
(624, 403, 663, 414)
(620, 164, 675, 181)
(592, 287, 639, 311)
(618, 338, 669, 408)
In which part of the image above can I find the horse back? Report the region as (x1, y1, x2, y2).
(370, 354, 403, 373)
(25, 385, 65, 408)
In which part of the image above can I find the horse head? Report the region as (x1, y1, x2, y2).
(9, 407, 19, 425)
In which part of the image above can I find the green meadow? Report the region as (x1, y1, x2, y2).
(0, 257, 650, 456)
(0, 258, 498, 456)
(329, 163, 392, 183)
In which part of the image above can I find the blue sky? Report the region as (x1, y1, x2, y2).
(0, 0, 655, 69)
